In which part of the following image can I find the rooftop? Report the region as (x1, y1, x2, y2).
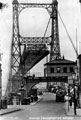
(44, 58, 76, 65)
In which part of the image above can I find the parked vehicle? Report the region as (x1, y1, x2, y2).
(52, 86, 58, 93)
(56, 88, 65, 102)
(21, 97, 30, 105)
(48, 85, 58, 93)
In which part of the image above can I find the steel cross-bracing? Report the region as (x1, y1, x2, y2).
(20, 35, 51, 45)
(11, 0, 60, 80)
(18, 3, 52, 15)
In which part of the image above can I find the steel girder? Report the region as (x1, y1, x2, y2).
(11, 1, 21, 76)
(20, 35, 51, 45)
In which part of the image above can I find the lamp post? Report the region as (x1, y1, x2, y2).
(72, 73, 77, 115)
(68, 85, 70, 111)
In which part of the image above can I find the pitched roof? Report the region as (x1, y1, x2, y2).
(44, 58, 76, 65)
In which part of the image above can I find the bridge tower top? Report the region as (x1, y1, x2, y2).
(12, 0, 18, 4)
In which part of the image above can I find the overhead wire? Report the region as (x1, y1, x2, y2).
(57, 9, 78, 57)
(43, 17, 51, 63)
(43, 5, 79, 60)
(43, 17, 51, 38)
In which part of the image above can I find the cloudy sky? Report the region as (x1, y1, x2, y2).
(0, 0, 81, 95)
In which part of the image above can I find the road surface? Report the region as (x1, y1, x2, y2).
(0, 92, 81, 120)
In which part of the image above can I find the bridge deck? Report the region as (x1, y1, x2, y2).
(25, 76, 68, 83)
(21, 49, 49, 73)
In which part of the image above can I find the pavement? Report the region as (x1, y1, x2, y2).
(0, 95, 43, 116)
(65, 101, 81, 116)
(0, 105, 22, 116)
(1, 94, 81, 117)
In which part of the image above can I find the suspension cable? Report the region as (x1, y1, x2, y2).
(57, 10, 78, 56)
(42, 17, 51, 63)
(43, 17, 51, 37)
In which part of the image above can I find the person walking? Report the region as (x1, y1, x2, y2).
(69, 95, 72, 107)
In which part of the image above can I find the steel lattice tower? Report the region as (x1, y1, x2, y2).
(50, 0, 61, 61)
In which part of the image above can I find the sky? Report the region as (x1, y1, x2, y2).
(0, 0, 81, 95)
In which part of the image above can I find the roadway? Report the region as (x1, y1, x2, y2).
(0, 92, 81, 120)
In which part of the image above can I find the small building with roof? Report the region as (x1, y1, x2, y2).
(44, 57, 76, 85)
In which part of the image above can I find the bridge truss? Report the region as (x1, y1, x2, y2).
(11, 0, 60, 75)
(6, 0, 61, 95)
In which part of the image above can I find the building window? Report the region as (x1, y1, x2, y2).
(57, 67, 61, 73)
(50, 67, 54, 73)
(63, 67, 67, 73)
(70, 67, 74, 73)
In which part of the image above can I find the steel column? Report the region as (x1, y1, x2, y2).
(50, 0, 61, 61)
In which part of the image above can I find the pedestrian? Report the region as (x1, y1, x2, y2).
(73, 86, 78, 115)
(74, 86, 78, 107)
(69, 94, 72, 107)
(69, 87, 74, 107)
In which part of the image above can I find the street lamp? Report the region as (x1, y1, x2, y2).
(72, 73, 77, 115)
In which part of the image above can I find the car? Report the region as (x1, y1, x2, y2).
(52, 86, 58, 93)
(48, 85, 58, 93)
(56, 89, 65, 102)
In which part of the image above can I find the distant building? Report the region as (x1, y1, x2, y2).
(44, 57, 76, 86)
(0, 63, 2, 109)
(77, 54, 81, 89)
